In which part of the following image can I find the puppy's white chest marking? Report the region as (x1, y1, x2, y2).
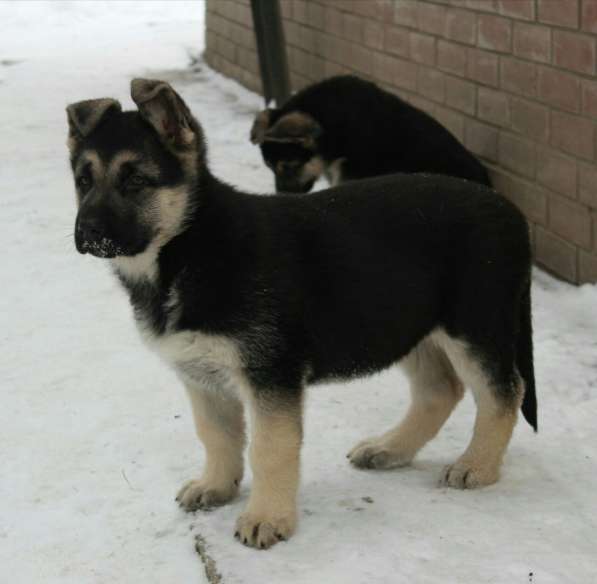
(139, 325, 245, 393)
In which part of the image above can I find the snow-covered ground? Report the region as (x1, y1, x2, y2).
(1, 2, 596, 583)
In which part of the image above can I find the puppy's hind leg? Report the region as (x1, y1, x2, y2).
(348, 337, 464, 469)
(435, 331, 522, 489)
(177, 381, 246, 511)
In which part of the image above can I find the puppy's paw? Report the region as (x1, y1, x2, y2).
(176, 478, 238, 512)
(440, 459, 500, 489)
(347, 438, 413, 470)
(234, 510, 296, 549)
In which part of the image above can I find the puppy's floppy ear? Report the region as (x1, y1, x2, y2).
(131, 78, 201, 152)
(66, 98, 121, 144)
(264, 111, 321, 149)
(250, 108, 275, 144)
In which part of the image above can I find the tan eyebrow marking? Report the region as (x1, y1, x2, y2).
(107, 151, 160, 179)
(76, 150, 103, 176)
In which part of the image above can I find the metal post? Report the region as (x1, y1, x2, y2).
(250, 0, 291, 106)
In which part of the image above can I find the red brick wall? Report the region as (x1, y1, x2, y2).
(204, 0, 597, 284)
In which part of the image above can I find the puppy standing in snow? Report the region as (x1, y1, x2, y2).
(67, 79, 536, 549)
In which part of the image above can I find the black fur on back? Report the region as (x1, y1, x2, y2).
(123, 171, 536, 427)
(271, 75, 491, 186)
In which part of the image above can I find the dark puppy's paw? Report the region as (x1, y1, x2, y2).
(176, 479, 238, 512)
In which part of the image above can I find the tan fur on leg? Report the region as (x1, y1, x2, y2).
(177, 384, 246, 511)
(349, 337, 464, 469)
(235, 393, 302, 549)
(434, 330, 521, 489)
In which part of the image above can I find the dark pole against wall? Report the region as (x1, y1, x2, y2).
(250, 0, 291, 106)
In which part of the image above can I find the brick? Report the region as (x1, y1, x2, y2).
(417, 67, 445, 102)
(393, 0, 418, 28)
(535, 226, 578, 282)
(434, 106, 465, 142)
(324, 59, 351, 78)
(346, 0, 383, 19)
(579, 250, 597, 283)
(549, 194, 592, 248)
(280, 0, 292, 19)
(538, 66, 579, 112)
(445, 76, 476, 114)
(417, 2, 447, 35)
(438, 41, 467, 76)
(234, 2, 252, 25)
(324, 7, 344, 37)
(216, 35, 237, 62)
(582, 0, 597, 32)
(579, 162, 597, 208)
(513, 23, 551, 63)
(553, 31, 596, 75)
(538, 0, 579, 29)
(499, 132, 536, 178)
(392, 57, 418, 91)
(459, 1, 498, 12)
(492, 170, 547, 224)
(497, 0, 535, 21)
(445, 8, 477, 45)
(343, 13, 364, 42)
(409, 95, 436, 117)
(478, 14, 511, 52)
(320, 35, 351, 65)
(464, 118, 499, 161)
(410, 32, 435, 65)
(466, 48, 498, 87)
(582, 79, 597, 119)
(306, 1, 325, 29)
(536, 148, 577, 197)
(510, 98, 549, 142)
(305, 53, 324, 80)
(551, 111, 595, 160)
(364, 20, 384, 50)
(293, 0, 308, 24)
(385, 25, 410, 57)
(478, 87, 510, 126)
(500, 57, 537, 97)
(373, 52, 396, 82)
(350, 45, 374, 76)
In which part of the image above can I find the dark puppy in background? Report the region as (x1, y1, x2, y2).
(251, 75, 491, 193)
(67, 79, 535, 550)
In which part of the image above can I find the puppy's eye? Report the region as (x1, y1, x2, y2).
(129, 174, 147, 187)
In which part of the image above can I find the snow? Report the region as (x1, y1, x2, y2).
(1, 2, 596, 583)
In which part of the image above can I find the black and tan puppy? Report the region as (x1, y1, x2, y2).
(251, 75, 491, 192)
(67, 80, 536, 550)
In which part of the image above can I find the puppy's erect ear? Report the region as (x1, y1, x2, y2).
(250, 108, 274, 144)
(264, 111, 322, 149)
(66, 98, 121, 146)
(131, 78, 201, 152)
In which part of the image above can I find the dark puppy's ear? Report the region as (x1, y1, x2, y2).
(264, 111, 321, 149)
(131, 78, 202, 152)
(66, 98, 121, 146)
(250, 108, 275, 144)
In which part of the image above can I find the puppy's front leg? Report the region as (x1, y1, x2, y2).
(177, 382, 246, 511)
(236, 391, 303, 549)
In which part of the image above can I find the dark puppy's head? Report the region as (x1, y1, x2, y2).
(250, 109, 323, 193)
(66, 79, 205, 259)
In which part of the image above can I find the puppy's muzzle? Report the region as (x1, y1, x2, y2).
(75, 217, 121, 258)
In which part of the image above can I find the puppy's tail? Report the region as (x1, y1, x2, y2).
(517, 281, 537, 431)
